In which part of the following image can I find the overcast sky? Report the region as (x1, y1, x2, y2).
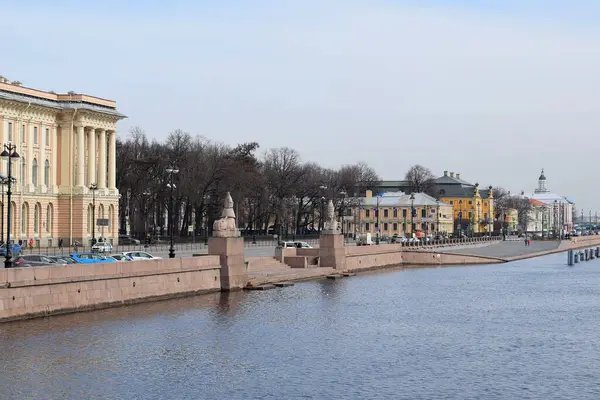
(3, 1, 600, 213)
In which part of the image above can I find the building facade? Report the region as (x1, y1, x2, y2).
(0, 77, 125, 246)
(349, 190, 454, 238)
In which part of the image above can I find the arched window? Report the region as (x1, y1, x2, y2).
(20, 157, 26, 185)
(46, 204, 53, 233)
(21, 202, 29, 234)
(34, 203, 40, 233)
(32, 159, 38, 187)
(44, 160, 50, 186)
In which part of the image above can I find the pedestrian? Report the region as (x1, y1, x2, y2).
(29, 238, 34, 250)
(58, 238, 63, 249)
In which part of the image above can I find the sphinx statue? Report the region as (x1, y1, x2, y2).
(212, 192, 240, 237)
(322, 199, 339, 234)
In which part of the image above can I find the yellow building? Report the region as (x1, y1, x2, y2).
(348, 190, 454, 238)
(506, 208, 518, 232)
(433, 171, 494, 235)
(0, 76, 125, 246)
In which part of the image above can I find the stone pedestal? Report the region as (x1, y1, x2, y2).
(208, 236, 248, 291)
(319, 234, 346, 270)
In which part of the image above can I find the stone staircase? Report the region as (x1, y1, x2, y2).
(245, 256, 333, 287)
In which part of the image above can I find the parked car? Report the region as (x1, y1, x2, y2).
(0, 243, 22, 257)
(12, 255, 61, 268)
(91, 241, 113, 253)
(122, 251, 162, 261)
(110, 254, 132, 262)
(49, 255, 78, 264)
(356, 233, 373, 246)
(71, 252, 117, 264)
(119, 235, 141, 245)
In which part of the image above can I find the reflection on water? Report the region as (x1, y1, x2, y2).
(2, 253, 600, 399)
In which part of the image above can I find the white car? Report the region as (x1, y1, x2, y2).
(110, 254, 131, 262)
(92, 241, 113, 253)
(123, 251, 162, 261)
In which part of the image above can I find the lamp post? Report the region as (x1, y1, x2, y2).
(436, 199, 440, 236)
(0, 178, 5, 244)
(166, 166, 179, 258)
(410, 193, 415, 239)
(339, 190, 347, 239)
(89, 183, 98, 244)
(1, 144, 19, 268)
(319, 184, 327, 232)
(376, 193, 380, 245)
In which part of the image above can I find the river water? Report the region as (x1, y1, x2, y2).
(2, 253, 600, 399)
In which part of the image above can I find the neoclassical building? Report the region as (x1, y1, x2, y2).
(0, 77, 125, 246)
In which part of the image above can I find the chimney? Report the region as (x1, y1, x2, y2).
(456, 173, 461, 179)
(443, 170, 448, 176)
(449, 172, 454, 178)
(365, 190, 372, 199)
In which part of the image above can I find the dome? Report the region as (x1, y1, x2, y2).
(538, 169, 546, 181)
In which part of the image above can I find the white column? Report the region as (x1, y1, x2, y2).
(40, 123, 46, 189)
(87, 127, 96, 186)
(27, 123, 33, 190)
(51, 125, 57, 189)
(76, 125, 85, 188)
(108, 131, 116, 189)
(98, 129, 106, 189)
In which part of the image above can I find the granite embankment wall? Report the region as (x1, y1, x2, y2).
(0, 256, 221, 323)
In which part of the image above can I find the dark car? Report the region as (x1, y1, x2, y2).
(49, 255, 78, 264)
(12, 255, 60, 268)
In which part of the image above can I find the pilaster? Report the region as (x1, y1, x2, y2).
(108, 130, 116, 189)
(87, 127, 96, 186)
(98, 129, 106, 189)
(76, 124, 85, 188)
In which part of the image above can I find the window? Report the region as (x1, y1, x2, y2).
(34, 203, 40, 233)
(45, 128, 50, 146)
(484, 213, 488, 219)
(468, 212, 472, 219)
(365, 222, 370, 231)
(459, 200, 462, 204)
(431, 223, 435, 231)
(383, 223, 388, 231)
(393, 208, 398, 218)
(468, 200, 473, 205)
(7, 122, 12, 142)
(421, 209, 426, 218)
(32, 159, 38, 186)
(21, 125, 25, 142)
(33, 127, 38, 144)
(383, 209, 388, 218)
(421, 222, 426, 230)
(44, 160, 50, 186)
(46, 204, 52, 233)
(402, 209, 407, 218)
(402, 222, 406, 231)
(374, 209, 379, 218)
(449, 200, 454, 205)
(365, 209, 370, 218)
(393, 223, 398, 231)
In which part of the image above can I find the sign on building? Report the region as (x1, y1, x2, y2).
(96, 218, 109, 227)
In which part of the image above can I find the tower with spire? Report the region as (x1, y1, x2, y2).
(534, 169, 548, 194)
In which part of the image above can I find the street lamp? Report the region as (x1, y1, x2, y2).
(1, 144, 19, 268)
(339, 190, 347, 239)
(319, 184, 327, 232)
(436, 199, 440, 235)
(376, 192, 381, 244)
(410, 193, 415, 239)
(166, 166, 179, 259)
(477, 201, 480, 236)
(89, 183, 98, 244)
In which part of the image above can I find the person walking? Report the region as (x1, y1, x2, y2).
(29, 238, 34, 250)
(58, 238, 63, 249)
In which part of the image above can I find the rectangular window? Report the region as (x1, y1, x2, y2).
(421, 209, 426, 218)
(374, 210, 379, 218)
(365, 209, 370, 218)
(468, 212, 472, 219)
(484, 213, 488, 219)
(7, 122, 12, 142)
(21, 125, 25, 142)
(393, 223, 397, 231)
(402, 222, 406, 231)
(393, 209, 398, 218)
(365, 223, 370, 231)
(468, 200, 473, 205)
(383, 209, 388, 218)
(449, 200, 454, 205)
(45, 128, 50, 146)
(33, 127, 38, 144)
(383, 223, 388, 231)
(402, 209, 407, 218)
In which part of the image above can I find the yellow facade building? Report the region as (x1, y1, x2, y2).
(433, 171, 495, 235)
(348, 190, 454, 238)
(0, 77, 124, 246)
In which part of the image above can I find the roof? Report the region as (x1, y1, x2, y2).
(539, 169, 546, 180)
(529, 199, 546, 207)
(362, 192, 451, 207)
(0, 88, 126, 119)
(433, 175, 473, 186)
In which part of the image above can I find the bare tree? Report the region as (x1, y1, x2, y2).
(405, 164, 435, 194)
